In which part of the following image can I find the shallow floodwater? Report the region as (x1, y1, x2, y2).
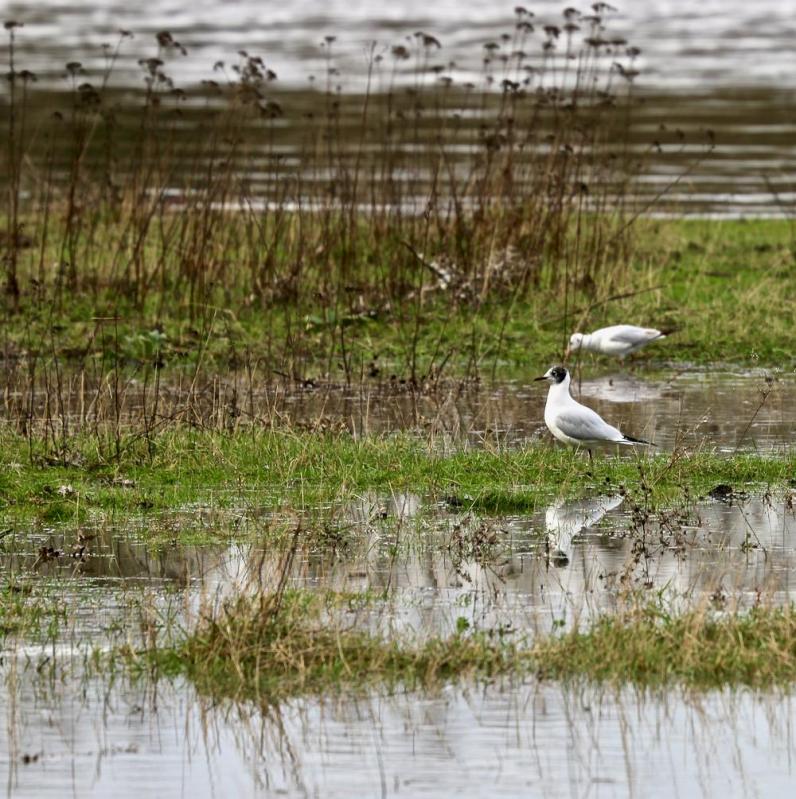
(4, 674, 796, 798)
(11, 0, 796, 90)
(4, 492, 795, 637)
(273, 368, 796, 453)
(5, 369, 795, 454)
(2, 486, 796, 796)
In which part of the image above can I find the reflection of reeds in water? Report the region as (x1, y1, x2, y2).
(0, 7, 715, 458)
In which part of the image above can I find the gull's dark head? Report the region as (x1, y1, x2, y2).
(534, 365, 568, 384)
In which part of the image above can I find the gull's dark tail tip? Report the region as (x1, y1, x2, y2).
(623, 433, 657, 447)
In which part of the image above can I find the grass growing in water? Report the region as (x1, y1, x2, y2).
(163, 590, 526, 699)
(535, 603, 796, 689)
(146, 590, 796, 699)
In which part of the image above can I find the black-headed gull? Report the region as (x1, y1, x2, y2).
(534, 366, 654, 459)
(565, 324, 665, 359)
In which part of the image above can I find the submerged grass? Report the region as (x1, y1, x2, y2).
(0, 580, 70, 641)
(145, 590, 796, 699)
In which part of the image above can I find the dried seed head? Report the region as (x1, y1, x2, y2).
(415, 31, 441, 48)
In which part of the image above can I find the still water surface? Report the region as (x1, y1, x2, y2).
(7, 369, 795, 453)
(274, 369, 796, 453)
(4, 674, 796, 797)
(2, 484, 796, 797)
(1, 487, 795, 797)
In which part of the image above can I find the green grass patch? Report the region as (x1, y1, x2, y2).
(535, 602, 796, 690)
(2, 218, 794, 380)
(149, 591, 525, 700)
(0, 428, 793, 523)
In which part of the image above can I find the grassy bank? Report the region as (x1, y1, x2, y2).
(2, 218, 794, 384)
(4, 23, 791, 381)
(143, 591, 796, 699)
(1, 427, 793, 524)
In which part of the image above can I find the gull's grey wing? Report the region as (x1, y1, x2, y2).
(552, 407, 623, 443)
(609, 326, 662, 345)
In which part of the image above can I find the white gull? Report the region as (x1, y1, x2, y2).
(535, 366, 655, 459)
(566, 324, 666, 359)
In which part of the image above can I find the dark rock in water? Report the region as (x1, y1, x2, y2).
(708, 484, 734, 501)
(443, 494, 470, 509)
(707, 484, 748, 503)
(552, 550, 570, 568)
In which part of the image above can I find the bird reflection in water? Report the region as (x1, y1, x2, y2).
(545, 495, 625, 567)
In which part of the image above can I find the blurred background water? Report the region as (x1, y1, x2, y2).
(1, 0, 794, 216)
(5, 0, 796, 89)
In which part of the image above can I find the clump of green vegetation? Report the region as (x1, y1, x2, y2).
(0, 581, 68, 641)
(141, 589, 796, 700)
(535, 602, 796, 689)
(156, 590, 525, 699)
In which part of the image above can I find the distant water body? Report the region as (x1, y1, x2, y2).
(3, 0, 794, 216)
(5, 0, 796, 90)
